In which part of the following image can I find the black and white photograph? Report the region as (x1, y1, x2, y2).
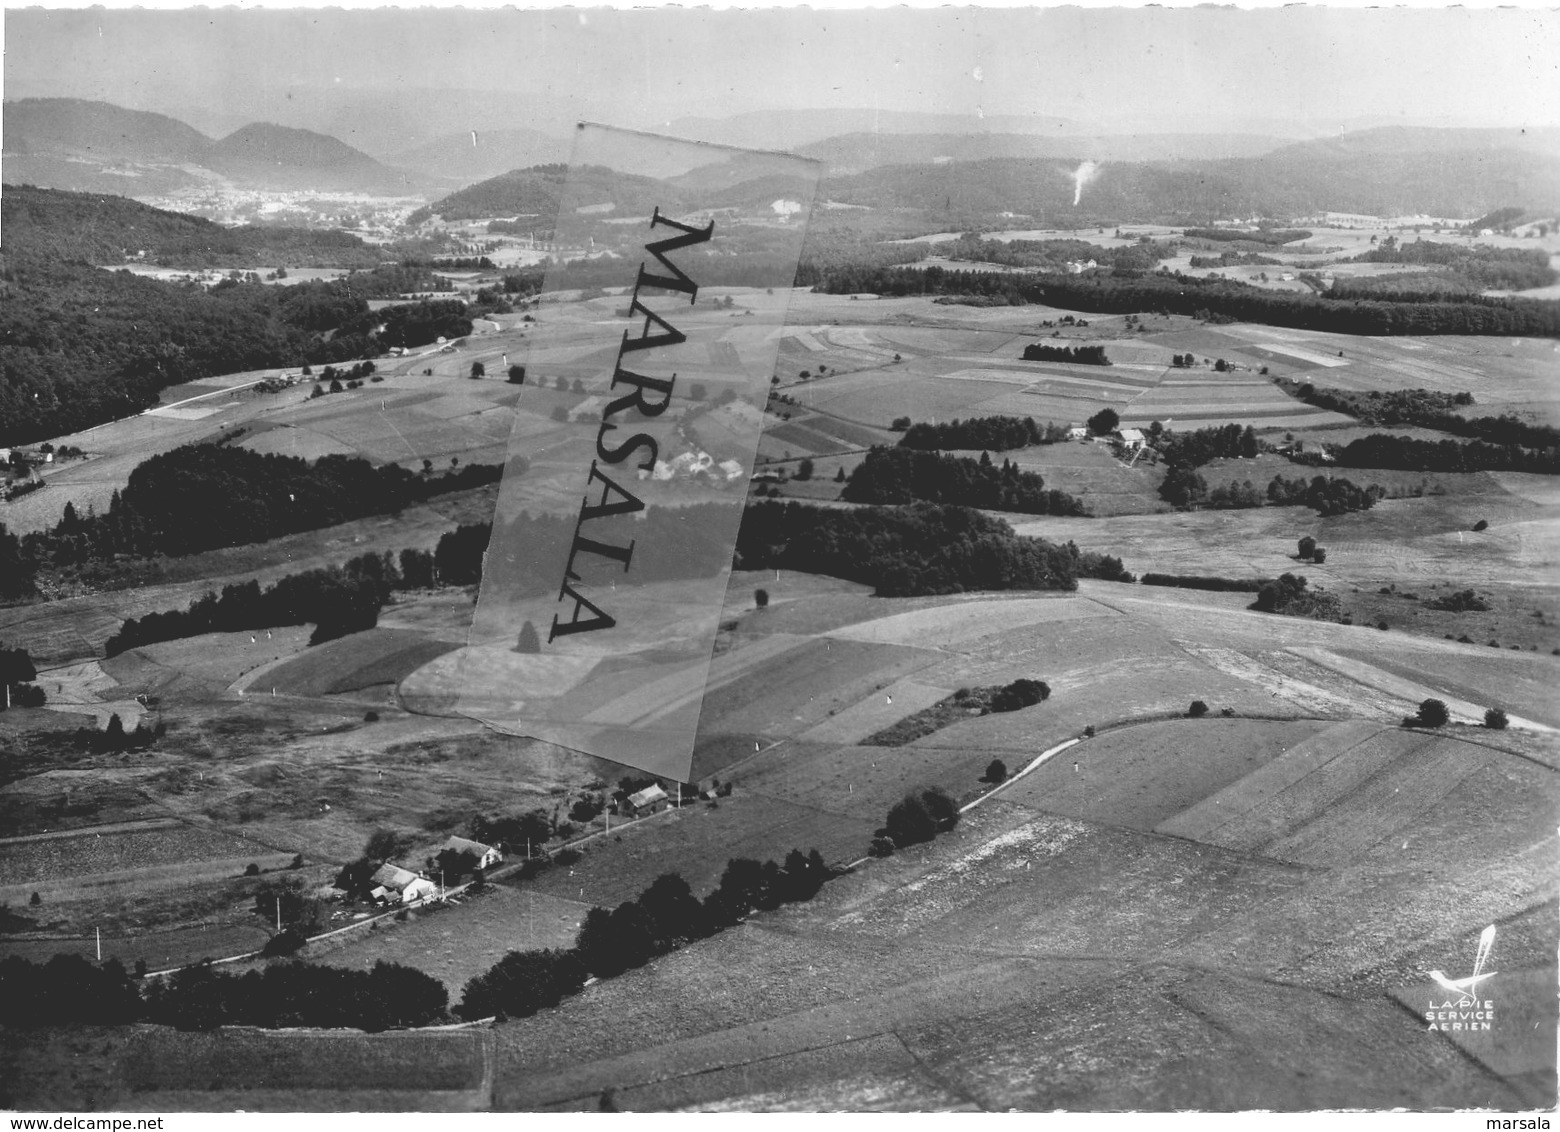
(0, 2, 1556, 1115)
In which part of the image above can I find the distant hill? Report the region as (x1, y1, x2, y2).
(1, 98, 427, 196)
(796, 132, 1286, 175)
(4, 97, 212, 163)
(384, 128, 570, 187)
(410, 164, 692, 226)
(822, 130, 1560, 224)
(1, 184, 382, 268)
(208, 122, 419, 193)
(666, 108, 1080, 152)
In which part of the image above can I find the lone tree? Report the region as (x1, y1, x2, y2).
(1298, 536, 1317, 559)
(516, 620, 541, 654)
(795, 458, 814, 481)
(984, 759, 1008, 784)
(1087, 407, 1120, 436)
(1311, 547, 1327, 564)
(507, 364, 526, 385)
(1187, 700, 1210, 718)
(1417, 698, 1450, 728)
(1484, 707, 1509, 730)
(470, 362, 485, 379)
(754, 588, 769, 609)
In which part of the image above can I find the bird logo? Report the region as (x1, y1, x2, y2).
(1428, 924, 1496, 1007)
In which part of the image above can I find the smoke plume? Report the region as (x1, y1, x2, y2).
(1072, 161, 1101, 207)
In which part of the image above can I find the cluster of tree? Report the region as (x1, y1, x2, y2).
(0, 642, 45, 709)
(22, 443, 505, 575)
(811, 265, 1560, 338)
(942, 235, 1166, 272)
(1182, 228, 1312, 246)
(1156, 423, 1260, 467)
(0, 953, 447, 1032)
(736, 500, 1124, 598)
(1202, 479, 1266, 510)
(104, 551, 406, 656)
(898, 416, 1067, 451)
(990, 677, 1051, 712)
(0, 523, 32, 600)
(1139, 573, 1269, 592)
(431, 256, 496, 270)
(1021, 343, 1111, 365)
(1264, 474, 1384, 516)
(1334, 433, 1560, 475)
(1253, 573, 1340, 620)
(1347, 237, 1557, 291)
(1424, 588, 1492, 612)
(870, 787, 959, 857)
(456, 854, 834, 1020)
(1282, 382, 1560, 450)
(842, 446, 1087, 517)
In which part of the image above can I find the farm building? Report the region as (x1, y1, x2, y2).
(370, 864, 439, 904)
(1114, 428, 1146, 450)
(440, 836, 503, 870)
(626, 784, 669, 815)
(1066, 427, 1089, 441)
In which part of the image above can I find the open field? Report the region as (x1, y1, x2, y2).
(316, 884, 585, 995)
(257, 628, 462, 696)
(516, 791, 878, 910)
(3, 281, 1557, 1110)
(999, 717, 1335, 830)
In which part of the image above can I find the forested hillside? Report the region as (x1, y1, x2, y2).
(1, 185, 384, 268)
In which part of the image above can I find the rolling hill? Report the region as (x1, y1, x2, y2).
(1, 98, 425, 196)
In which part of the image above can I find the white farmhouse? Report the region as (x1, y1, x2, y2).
(1115, 428, 1146, 450)
(371, 864, 439, 904)
(440, 836, 503, 871)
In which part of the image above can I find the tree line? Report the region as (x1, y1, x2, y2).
(899, 415, 1068, 452)
(1334, 433, 1560, 475)
(455, 853, 833, 1021)
(842, 446, 1088, 517)
(810, 264, 1560, 338)
(1282, 381, 1560, 451)
(0, 953, 447, 1032)
(735, 500, 1129, 597)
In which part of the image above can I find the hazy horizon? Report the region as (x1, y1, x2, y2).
(6, 7, 1559, 155)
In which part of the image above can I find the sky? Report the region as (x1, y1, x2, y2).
(5, 7, 1559, 149)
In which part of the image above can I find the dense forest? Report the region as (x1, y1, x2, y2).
(1020, 343, 1111, 365)
(0, 184, 385, 268)
(735, 500, 1129, 597)
(842, 446, 1088, 516)
(105, 550, 417, 655)
(1281, 380, 1560, 450)
(812, 264, 1560, 337)
(0, 254, 472, 445)
(0, 189, 472, 444)
(17, 444, 505, 585)
(899, 415, 1068, 451)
